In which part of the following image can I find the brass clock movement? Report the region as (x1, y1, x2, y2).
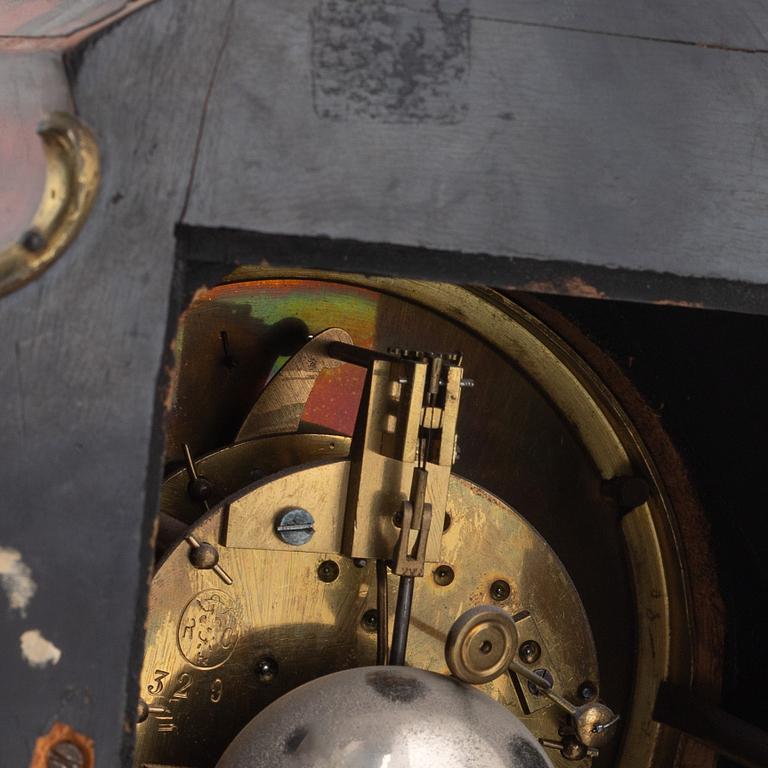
(133, 273, 714, 768)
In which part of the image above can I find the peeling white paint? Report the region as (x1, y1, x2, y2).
(0, 546, 36, 616)
(20, 629, 61, 668)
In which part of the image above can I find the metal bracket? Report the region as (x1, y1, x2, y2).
(0, 112, 100, 298)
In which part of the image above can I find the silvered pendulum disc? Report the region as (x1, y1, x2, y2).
(216, 665, 554, 768)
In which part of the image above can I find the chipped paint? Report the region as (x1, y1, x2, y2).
(653, 299, 705, 308)
(562, 276, 606, 299)
(29, 722, 94, 768)
(518, 278, 607, 299)
(20, 629, 61, 668)
(520, 281, 558, 294)
(0, 546, 36, 616)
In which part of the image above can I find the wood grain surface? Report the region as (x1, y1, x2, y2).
(0, 1, 234, 764)
(184, 0, 768, 286)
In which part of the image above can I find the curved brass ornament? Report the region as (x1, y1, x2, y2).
(0, 112, 100, 298)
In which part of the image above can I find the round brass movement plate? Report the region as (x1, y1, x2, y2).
(137, 459, 596, 768)
(135, 276, 709, 768)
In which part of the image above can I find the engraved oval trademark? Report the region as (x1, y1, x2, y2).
(177, 589, 241, 669)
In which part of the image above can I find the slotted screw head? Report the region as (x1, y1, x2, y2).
(527, 668, 554, 695)
(275, 507, 315, 545)
(47, 741, 85, 768)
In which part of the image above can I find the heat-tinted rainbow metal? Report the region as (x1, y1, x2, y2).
(177, 279, 379, 435)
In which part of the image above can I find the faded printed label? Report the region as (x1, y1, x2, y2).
(311, 0, 470, 124)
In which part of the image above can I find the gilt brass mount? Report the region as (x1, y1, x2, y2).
(0, 112, 100, 298)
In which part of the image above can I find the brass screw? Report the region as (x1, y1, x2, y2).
(276, 507, 315, 545)
(256, 657, 278, 684)
(518, 639, 541, 664)
(20, 228, 46, 252)
(47, 741, 85, 768)
(578, 680, 598, 700)
(527, 668, 554, 695)
(433, 564, 455, 586)
(361, 609, 378, 632)
(490, 579, 510, 601)
(317, 560, 340, 583)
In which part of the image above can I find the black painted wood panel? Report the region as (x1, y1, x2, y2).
(184, 0, 768, 288)
(471, 0, 768, 50)
(0, 1, 233, 764)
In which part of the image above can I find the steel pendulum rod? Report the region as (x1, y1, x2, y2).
(388, 574, 414, 665)
(389, 468, 429, 666)
(376, 559, 389, 665)
(388, 350, 437, 668)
